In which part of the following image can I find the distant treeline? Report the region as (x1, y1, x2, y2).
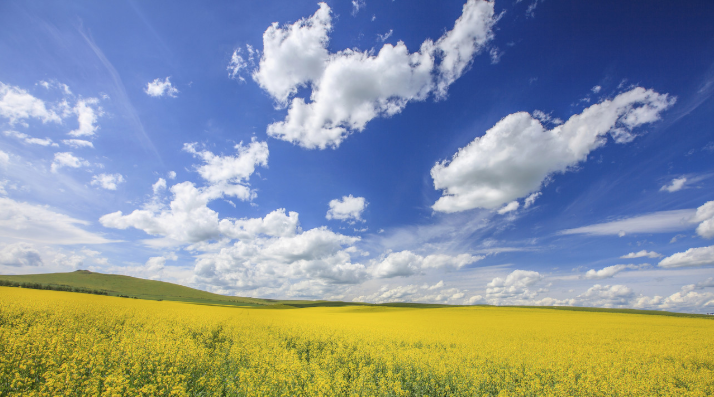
(0, 279, 108, 296)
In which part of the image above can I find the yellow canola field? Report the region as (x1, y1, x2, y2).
(1, 287, 712, 396)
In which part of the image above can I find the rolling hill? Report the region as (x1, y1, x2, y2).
(0, 270, 710, 318)
(0, 270, 269, 307)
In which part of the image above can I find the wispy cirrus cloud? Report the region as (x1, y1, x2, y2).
(559, 209, 695, 237)
(584, 264, 649, 279)
(0, 197, 113, 245)
(621, 250, 662, 259)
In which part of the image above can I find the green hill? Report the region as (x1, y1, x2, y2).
(0, 270, 269, 307)
(0, 270, 375, 309)
(1, 271, 711, 319)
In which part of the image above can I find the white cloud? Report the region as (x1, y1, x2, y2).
(525, 0, 542, 18)
(51, 152, 89, 173)
(577, 284, 634, 307)
(101, 140, 269, 246)
(195, 222, 364, 288)
(48, 248, 111, 271)
(489, 47, 502, 64)
(696, 277, 714, 288)
(145, 77, 179, 98)
(425, 280, 445, 290)
(377, 29, 393, 42)
(497, 200, 519, 215)
(660, 177, 687, 192)
(145, 257, 165, 272)
(670, 234, 686, 243)
(0, 180, 14, 195)
(366, 285, 420, 302)
(371, 250, 422, 278)
(144, 253, 178, 273)
(0, 150, 9, 166)
(658, 245, 714, 268)
(620, 250, 662, 259)
(68, 98, 102, 137)
(486, 269, 543, 300)
(183, 139, 268, 185)
(100, 181, 231, 245)
(353, 281, 471, 304)
(52, 252, 85, 269)
(691, 200, 714, 239)
(0, 197, 112, 245)
(528, 296, 577, 307)
(584, 264, 648, 279)
(0, 242, 43, 267)
(351, 0, 365, 16)
(96, 256, 191, 282)
(167, 171, 177, 180)
(4, 130, 56, 146)
(79, 248, 110, 266)
(433, 0, 497, 98)
(255, 1, 496, 149)
(372, 250, 482, 278)
(467, 295, 484, 304)
(326, 195, 367, 222)
(252, 3, 332, 107)
(634, 283, 714, 312)
(559, 209, 695, 236)
(431, 87, 675, 212)
(264, 40, 436, 148)
(62, 139, 94, 148)
(91, 173, 125, 190)
(422, 253, 482, 270)
(219, 208, 300, 240)
(37, 80, 72, 95)
(152, 178, 167, 194)
(228, 50, 248, 81)
(227, 46, 259, 82)
(472, 274, 714, 311)
(262, 227, 357, 263)
(0, 82, 62, 125)
(592, 85, 602, 94)
(532, 110, 563, 125)
(524, 192, 541, 208)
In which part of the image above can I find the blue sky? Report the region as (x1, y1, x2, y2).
(1, 0, 713, 312)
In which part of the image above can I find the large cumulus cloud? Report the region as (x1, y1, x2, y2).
(431, 87, 675, 212)
(249, 1, 497, 149)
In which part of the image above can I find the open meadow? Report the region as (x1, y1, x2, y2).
(1, 286, 712, 396)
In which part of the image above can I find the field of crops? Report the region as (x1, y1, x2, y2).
(1, 287, 712, 396)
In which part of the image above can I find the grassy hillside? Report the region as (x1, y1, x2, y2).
(0, 270, 268, 307)
(1, 270, 711, 318)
